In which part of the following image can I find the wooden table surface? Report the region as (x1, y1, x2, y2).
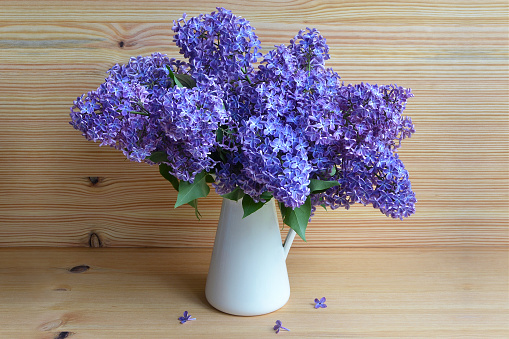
(0, 247, 507, 338)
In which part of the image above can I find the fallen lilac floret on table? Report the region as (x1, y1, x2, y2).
(178, 311, 196, 324)
(314, 297, 327, 308)
(273, 320, 290, 334)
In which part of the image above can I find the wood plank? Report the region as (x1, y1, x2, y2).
(0, 247, 507, 338)
(0, 0, 508, 247)
(0, 173, 507, 247)
(0, 0, 507, 24)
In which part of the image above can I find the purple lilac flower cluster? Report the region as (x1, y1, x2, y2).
(313, 83, 416, 218)
(173, 8, 261, 84)
(70, 53, 228, 182)
(70, 7, 416, 224)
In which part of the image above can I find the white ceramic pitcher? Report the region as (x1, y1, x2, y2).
(205, 197, 296, 316)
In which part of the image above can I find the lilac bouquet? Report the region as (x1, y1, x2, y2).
(70, 8, 416, 240)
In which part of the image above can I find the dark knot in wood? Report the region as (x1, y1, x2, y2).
(69, 265, 90, 273)
(89, 232, 102, 248)
(55, 332, 73, 339)
(88, 177, 100, 185)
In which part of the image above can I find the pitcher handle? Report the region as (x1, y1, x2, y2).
(282, 228, 296, 260)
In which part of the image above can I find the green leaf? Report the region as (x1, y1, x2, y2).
(148, 151, 168, 163)
(159, 163, 179, 191)
(174, 171, 211, 208)
(187, 199, 202, 220)
(175, 73, 196, 89)
(216, 128, 224, 143)
(216, 147, 227, 163)
(205, 174, 215, 184)
(308, 179, 340, 194)
(260, 191, 273, 201)
(159, 164, 201, 218)
(221, 187, 245, 202)
(279, 197, 311, 242)
(166, 65, 183, 88)
(278, 201, 290, 220)
(242, 194, 270, 218)
(329, 165, 337, 176)
(223, 127, 234, 135)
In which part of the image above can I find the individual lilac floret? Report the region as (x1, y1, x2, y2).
(178, 311, 196, 324)
(314, 297, 327, 309)
(273, 320, 290, 334)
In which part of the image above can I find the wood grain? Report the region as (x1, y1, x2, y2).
(0, 247, 507, 338)
(0, 0, 508, 247)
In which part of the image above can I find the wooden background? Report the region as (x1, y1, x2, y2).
(0, 0, 507, 248)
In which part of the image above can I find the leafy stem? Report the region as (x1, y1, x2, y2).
(129, 110, 150, 116)
(241, 67, 253, 84)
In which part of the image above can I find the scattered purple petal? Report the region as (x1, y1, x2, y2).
(273, 320, 290, 334)
(178, 311, 196, 324)
(314, 297, 327, 308)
